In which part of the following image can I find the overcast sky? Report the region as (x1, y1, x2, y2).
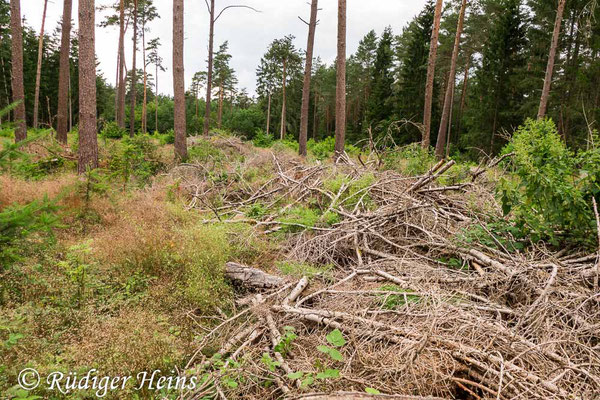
(21, 0, 427, 97)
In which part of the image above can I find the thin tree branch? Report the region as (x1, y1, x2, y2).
(298, 16, 309, 25)
(214, 5, 260, 22)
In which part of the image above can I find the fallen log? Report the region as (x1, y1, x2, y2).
(225, 262, 285, 289)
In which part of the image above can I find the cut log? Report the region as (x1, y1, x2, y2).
(225, 262, 285, 289)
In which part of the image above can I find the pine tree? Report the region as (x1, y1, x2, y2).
(77, 0, 98, 173)
(213, 41, 234, 129)
(9, 0, 26, 142)
(467, 0, 526, 154)
(56, 0, 72, 143)
(173, 0, 187, 159)
(334, 0, 347, 159)
(299, 0, 319, 157)
(396, 1, 435, 143)
(366, 27, 394, 131)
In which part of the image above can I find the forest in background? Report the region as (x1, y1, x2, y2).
(2, 0, 599, 158)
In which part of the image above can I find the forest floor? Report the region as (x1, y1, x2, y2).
(1, 132, 599, 399)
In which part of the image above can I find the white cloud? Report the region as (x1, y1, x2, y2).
(21, 0, 427, 97)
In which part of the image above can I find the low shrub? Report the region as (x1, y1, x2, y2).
(188, 139, 226, 164)
(253, 129, 274, 148)
(108, 135, 164, 187)
(100, 121, 126, 139)
(500, 119, 599, 246)
(0, 197, 60, 269)
(307, 137, 360, 160)
(382, 143, 436, 176)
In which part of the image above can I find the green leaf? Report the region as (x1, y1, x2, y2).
(300, 375, 314, 388)
(327, 348, 343, 361)
(223, 377, 238, 388)
(317, 345, 344, 361)
(287, 371, 303, 379)
(365, 388, 381, 394)
(326, 329, 346, 347)
(316, 369, 340, 379)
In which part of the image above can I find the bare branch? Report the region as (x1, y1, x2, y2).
(298, 16, 310, 25)
(214, 5, 260, 22)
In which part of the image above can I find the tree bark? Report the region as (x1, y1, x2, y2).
(129, 0, 138, 137)
(299, 0, 319, 157)
(266, 91, 271, 135)
(155, 62, 159, 133)
(10, 0, 27, 142)
(78, 0, 98, 173)
(173, 0, 187, 160)
(280, 59, 287, 140)
(422, 0, 443, 148)
(203, 0, 215, 136)
(225, 262, 284, 289)
(218, 82, 224, 128)
(141, 17, 147, 134)
(334, 0, 347, 160)
(455, 55, 470, 141)
(56, 0, 72, 143)
(33, 0, 49, 129)
(313, 92, 318, 140)
(435, 0, 467, 159)
(538, 0, 567, 120)
(117, 0, 126, 129)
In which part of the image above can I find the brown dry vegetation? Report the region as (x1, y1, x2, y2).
(1, 134, 599, 400)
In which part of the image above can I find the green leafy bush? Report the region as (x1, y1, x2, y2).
(157, 129, 175, 145)
(500, 119, 599, 245)
(108, 135, 164, 187)
(100, 121, 127, 139)
(188, 139, 225, 163)
(252, 130, 274, 148)
(306, 137, 360, 160)
(272, 138, 299, 152)
(382, 143, 436, 176)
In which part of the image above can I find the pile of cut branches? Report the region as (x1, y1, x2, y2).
(174, 145, 600, 400)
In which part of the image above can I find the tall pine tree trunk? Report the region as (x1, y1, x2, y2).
(538, 0, 567, 119)
(266, 91, 271, 135)
(455, 55, 470, 140)
(334, 0, 347, 160)
(218, 82, 223, 128)
(155, 63, 159, 133)
(129, 0, 138, 137)
(173, 0, 187, 160)
(142, 22, 147, 134)
(33, 0, 49, 129)
(313, 93, 318, 140)
(56, 0, 72, 143)
(280, 60, 287, 140)
(435, 0, 466, 159)
(10, 0, 26, 142)
(117, 0, 126, 128)
(203, 0, 215, 136)
(299, 0, 319, 157)
(78, 0, 98, 173)
(422, 0, 443, 148)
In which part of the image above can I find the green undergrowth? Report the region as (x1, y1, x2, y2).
(276, 261, 334, 279)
